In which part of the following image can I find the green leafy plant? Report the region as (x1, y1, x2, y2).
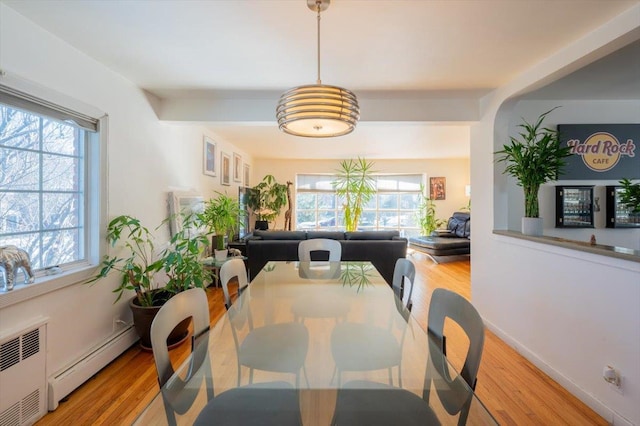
(619, 178, 640, 213)
(247, 175, 288, 225)
(200, 192, 242, 250)
(495, 107, 572, 218)
(332, 158, 377, 232)
(86, 213, 211, 307)
(417, 185, 445, 235)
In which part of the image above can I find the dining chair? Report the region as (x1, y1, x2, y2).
(221, 260, 310, 387)
(331, 288, 485, 426)
(330, 258, 415, 387)
(150, 288, 214, 426)
(151, 288, 302, 425)
(298, 238, 342, 261)
(219, 258, 249, 310)
(424, 288, 485, 424)
(391, 258, 416, 311)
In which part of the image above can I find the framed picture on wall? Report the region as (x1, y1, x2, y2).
(203, 136, 216, 176)
(429, 177, 446, 200)
(221, 152, 231, 186)
(243, 163, 250, 187)
(233, 153, 242, 182)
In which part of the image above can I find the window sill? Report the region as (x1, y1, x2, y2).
(492, 230, 640, 264)
(0, 263, 96, 309)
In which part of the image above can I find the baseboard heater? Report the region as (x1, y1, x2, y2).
(47, 326, 138, 411)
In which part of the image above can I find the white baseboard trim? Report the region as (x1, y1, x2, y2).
(47, 326, 138, 411)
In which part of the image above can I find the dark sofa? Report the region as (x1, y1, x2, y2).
(246, 230, 408, 285)
(408, 212, 470, 262)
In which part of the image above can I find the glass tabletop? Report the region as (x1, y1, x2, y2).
(135, 261, 497, 425)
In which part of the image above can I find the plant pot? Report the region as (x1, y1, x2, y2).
(522, 217, 543, 236)
(214, 249, 228, 261)
(255, 220, 269, 231)
(129, 293, 190, 351)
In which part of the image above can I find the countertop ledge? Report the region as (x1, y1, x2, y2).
(492, 230, 640, 263)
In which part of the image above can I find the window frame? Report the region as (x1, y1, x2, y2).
(0, 79, 107, 309)
(295, 173, 424, 236)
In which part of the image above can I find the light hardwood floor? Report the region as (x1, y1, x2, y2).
(36, 256, 607, 425)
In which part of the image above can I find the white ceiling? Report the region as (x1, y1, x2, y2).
(4, 0, 639, 159)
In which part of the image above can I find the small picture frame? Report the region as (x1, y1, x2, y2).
(203, 136, 216, 177)
(233, 153, 242, 182)
(430, 177, 446, 200)
(243, 163, 250, 187)
(221, 152, 231, 186)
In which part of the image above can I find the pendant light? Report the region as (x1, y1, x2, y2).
(276, 0, 360, 138)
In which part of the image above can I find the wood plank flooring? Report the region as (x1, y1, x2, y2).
(35, 256, 607, 425)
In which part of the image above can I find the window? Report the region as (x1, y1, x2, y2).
(0, 88, 100, 276)
(296, 174, 424, 237)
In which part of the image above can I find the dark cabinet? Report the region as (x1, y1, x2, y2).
(555, 186, 594, 228)
(606, 186, 640, 228)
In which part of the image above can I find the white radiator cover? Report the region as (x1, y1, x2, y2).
(0, 319, 47, 426)
(47, 326, 138, 411)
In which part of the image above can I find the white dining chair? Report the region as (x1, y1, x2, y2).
(298, 238, 342, 261)
(331, 288, 486, 426)
(220, 259, 309, 387)
(150, 288, 214, 425)
(219, 258, 249, 310)
(330, 258, 415, 387)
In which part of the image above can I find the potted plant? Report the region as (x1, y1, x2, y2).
(247, 174, 288, 230)
(332, 157, 376, 232)
(619, 178, 640, 214)
(86, 213, 211, 349)
(200, 192, 242, 260)
(417, 186, 445, 236)
(495, 107, 572, 236)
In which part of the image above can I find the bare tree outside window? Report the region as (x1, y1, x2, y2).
(0, 104, 85, 270)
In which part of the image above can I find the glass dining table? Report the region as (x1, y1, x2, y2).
(134, 261, 497, 425)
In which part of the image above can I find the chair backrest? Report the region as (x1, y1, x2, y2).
(150, 287, 211, 387)
(425, 289, 484, 425)
(150, 288, 214, 424)
(427, 288, 484, 389)
(220, 258, 249, 310)
(298, 238, 342, 261)
(391, 258, 416, 311)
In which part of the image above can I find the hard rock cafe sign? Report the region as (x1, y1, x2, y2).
(558, 124, 639, 179)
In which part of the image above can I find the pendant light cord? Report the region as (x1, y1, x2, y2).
(316, 0, 322, 84)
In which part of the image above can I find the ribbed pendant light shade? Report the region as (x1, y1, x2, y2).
(276, 84, 360, 137)
(276, 0, 359, 138)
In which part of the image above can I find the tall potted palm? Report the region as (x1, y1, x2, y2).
(495, 107, 572, 236)
(247, 175, 288, 230)
(417, 185, 445, 235)
(200, 192, 242, 260)
(332, 157, 376, 232)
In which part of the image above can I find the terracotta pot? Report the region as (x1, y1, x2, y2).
(129, 293, 190, 351)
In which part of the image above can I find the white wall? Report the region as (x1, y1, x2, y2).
(0, 2, 250, 397)
(252, 158, 470, 230)
(473, 5, 640, 425)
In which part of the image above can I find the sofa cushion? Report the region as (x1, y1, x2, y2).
(345, 231, 399, 240)
(253, 230, 307, 240)
(306, 231, 345, 240)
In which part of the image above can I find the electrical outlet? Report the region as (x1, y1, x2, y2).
(112, 317, 127, 332)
